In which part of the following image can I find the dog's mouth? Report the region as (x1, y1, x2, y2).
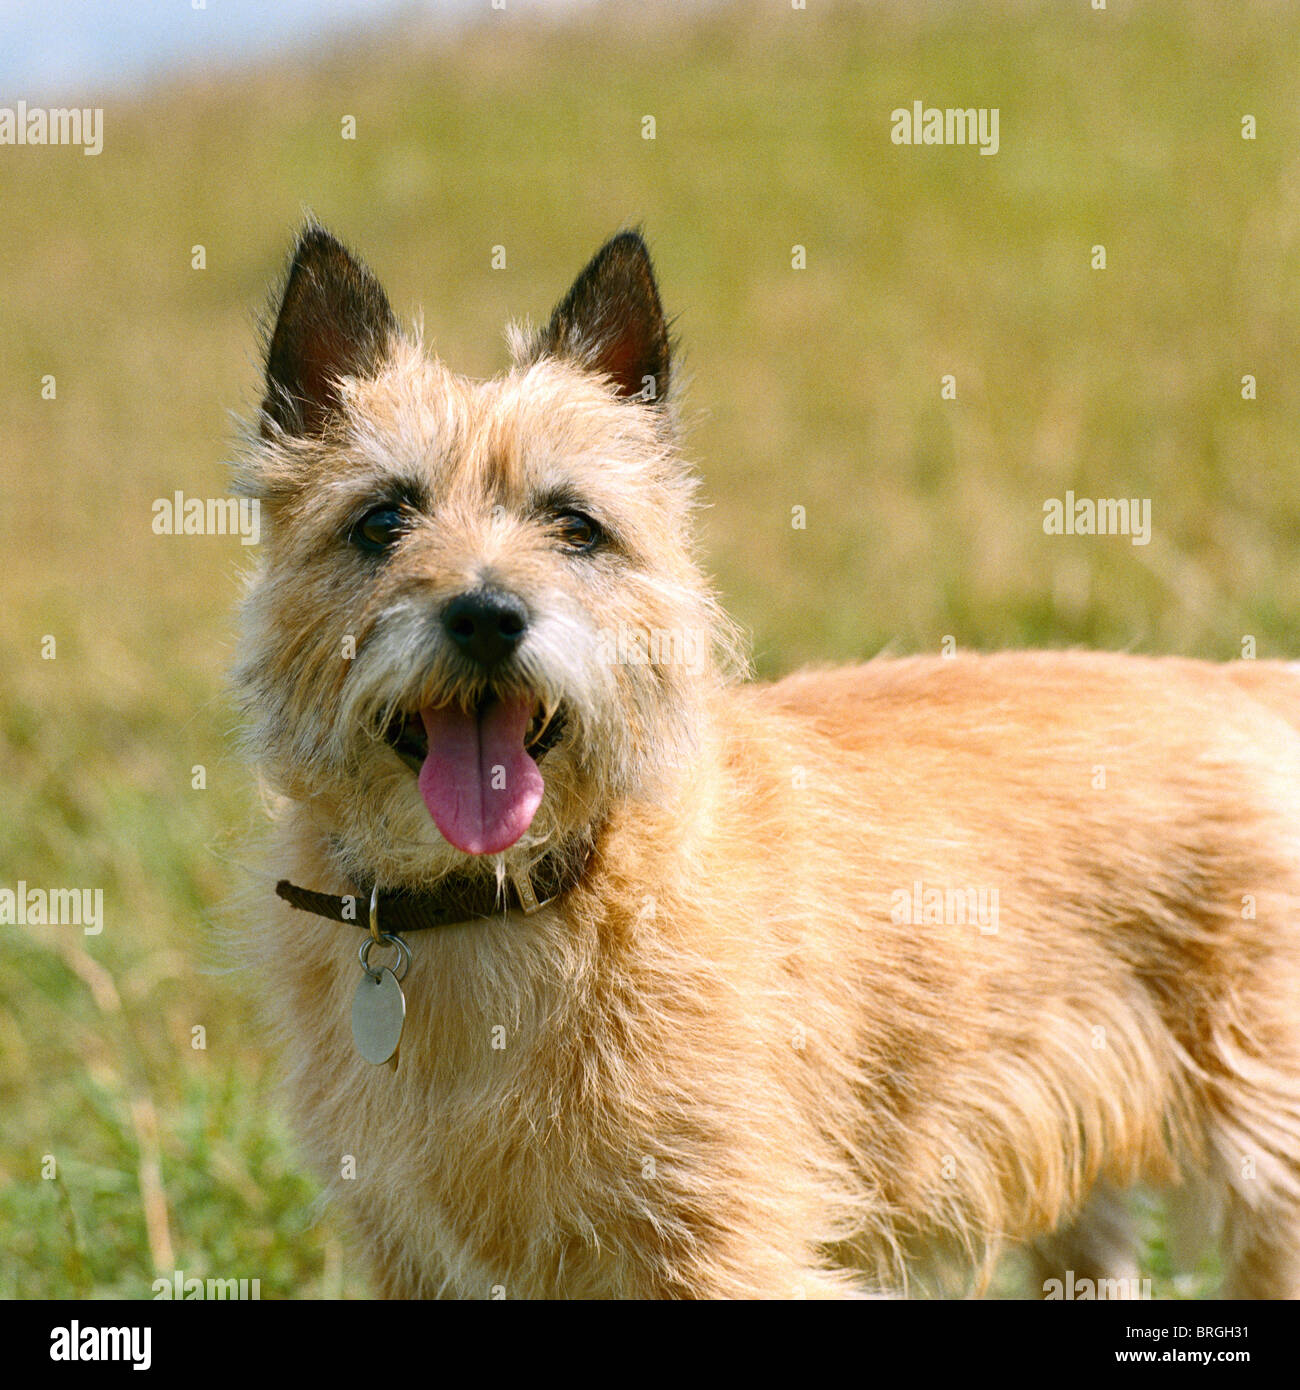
(385, 701, 567, 772)
(383, 696, 566, 857)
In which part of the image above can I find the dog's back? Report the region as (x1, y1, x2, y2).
(740, 652, 1300, 1294)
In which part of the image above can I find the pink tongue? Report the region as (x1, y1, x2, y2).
(417, 696, 544, 855)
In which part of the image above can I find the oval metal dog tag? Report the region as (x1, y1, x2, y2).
(352, 966, 406, 1065)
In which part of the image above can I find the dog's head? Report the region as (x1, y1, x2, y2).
(234, 224, 739, 887)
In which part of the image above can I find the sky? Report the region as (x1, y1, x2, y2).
(0, 0, 550, 100)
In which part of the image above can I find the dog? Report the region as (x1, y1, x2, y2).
(233, 222, 1300, 1298)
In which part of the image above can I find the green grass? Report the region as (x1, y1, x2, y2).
(3, 0, 1298, 1298)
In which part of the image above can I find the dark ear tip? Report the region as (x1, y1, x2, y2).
(288, 221, 358, 272)
(604, 228, 650, 252)
(294, 223, 335, 254)
(595, 228, 655, 270)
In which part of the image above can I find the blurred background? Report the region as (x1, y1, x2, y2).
(2, 0, 1298, 1298)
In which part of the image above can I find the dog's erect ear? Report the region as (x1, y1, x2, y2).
(261, 224, 398, 437)
(533, 231, 671, 404)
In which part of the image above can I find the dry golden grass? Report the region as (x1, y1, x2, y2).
(2, 0, 1297, 1296)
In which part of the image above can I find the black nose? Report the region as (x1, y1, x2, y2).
(442, 588, 528, 668)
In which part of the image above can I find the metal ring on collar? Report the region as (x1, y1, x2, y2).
(358, 932, 411, 983)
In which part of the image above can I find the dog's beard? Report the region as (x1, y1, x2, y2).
(235, 538, 738, 890)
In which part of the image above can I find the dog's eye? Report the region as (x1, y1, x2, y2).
(351, 506, 408, 555)
(553, 511, 602, 552)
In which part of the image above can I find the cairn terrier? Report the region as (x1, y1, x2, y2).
(235, 223, 1300, 1299)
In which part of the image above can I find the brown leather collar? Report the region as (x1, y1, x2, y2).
(275, 845, 587, 934)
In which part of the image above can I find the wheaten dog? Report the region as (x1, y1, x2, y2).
(234, 224, 1300, 1298)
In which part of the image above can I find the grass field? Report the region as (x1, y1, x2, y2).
(3, 0, 1299, 1298)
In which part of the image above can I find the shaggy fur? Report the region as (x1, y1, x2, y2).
(234, 224, 1300, 1299)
